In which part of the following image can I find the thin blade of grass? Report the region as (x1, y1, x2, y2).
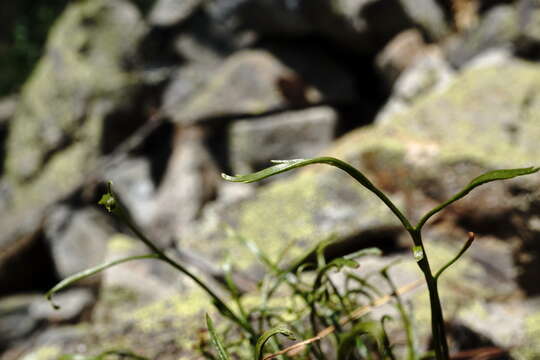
(46, 254, 158, 309)
(206, 313, 233, 360)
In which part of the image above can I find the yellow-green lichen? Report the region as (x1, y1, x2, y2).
(21, 346, 61, 360)
(5, 0, 144, 212)
(121, 288, 210, 334)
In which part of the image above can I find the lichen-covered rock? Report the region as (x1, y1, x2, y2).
(4, 0, 145, 214)
(229, 106, 337, 175)
(445, 5, 520, 67)
(168, 47, 357, 124)
(184, 167, 403, 273)
(44, 206, 114, 279)
(148, 0, 201, 26)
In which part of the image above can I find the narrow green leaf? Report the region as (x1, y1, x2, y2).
(222, 156, 414, 232)
(45, 254, 158, 309)
(337, 321, 380, 360)
(206, 314, 232, 360)
(467, 167, 540, 189)
(417, 166, 540, 229)
(222, 159, 309, 183)
(254, 327, 295, 360)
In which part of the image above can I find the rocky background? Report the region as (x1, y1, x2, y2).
(1, 0, 540, 359)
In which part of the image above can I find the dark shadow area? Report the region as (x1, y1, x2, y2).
(0, 229, 59, 297)
(288, 227, 405, 272)
(136, 120, 175, 187)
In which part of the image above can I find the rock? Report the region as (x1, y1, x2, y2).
(0, 210, 58, 296)
(183, 166, 404, 273)
(398, 0, 450, 40)
(149, 126, 219, 242)
(44, 206, 113, 279)
(148, 0, 201, 26)
(445, 5, 519, 68)
(4, 0, 146, 214)
(516, 0, 540, 56)
(375, 29, 431, 87)
(229, 106, 338, 175)
(0, 294, 42, 351)
(105, 156, 157, 228)
(376, 47, 455, 123)
(207, 0, 312, 37)
(29, 288, 94, 323)
(167, 47, 357, 124)
(333, 58, 540, 296)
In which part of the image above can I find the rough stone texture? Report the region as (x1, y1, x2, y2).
(0, 295, 42, 352)
(29, 288, 94, 323)
(149, 126, 219, 242)
(4, 0, 145, 213)
(5, 235, 215, 360)
(184, 168, 403, 273)
(376, 47, 455, 124)
(229, 106, 338, 175)
(445, 5, 520, 67)
(44, 206, 113, 279)
(376, 29, 430, 87)
(148, 0, 201, 27)
(399, 0, 450, 40)
(167, 48, 357, 124)
(105, 157, 156, 228)
(516, 0, 540, 56)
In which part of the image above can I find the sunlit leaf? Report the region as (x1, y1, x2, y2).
(45, 254, 158, 309)
(467, 167, 540, 190)
(417, 166, 540, 229)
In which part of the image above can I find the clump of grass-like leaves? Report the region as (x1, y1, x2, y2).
(44, 157, 539, 360)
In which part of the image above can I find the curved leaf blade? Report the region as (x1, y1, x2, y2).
(255, 327, 295, 360)
(222, 159, 310, 183)
(417, 166, 540, 229)
(467, 167, 540, 190)
(45, 254, 158, 309)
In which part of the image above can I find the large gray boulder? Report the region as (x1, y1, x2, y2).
(4, 0, 145, 214)
(167, 47, 357, 124)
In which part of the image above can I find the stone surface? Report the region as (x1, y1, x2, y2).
(4, 0, 146, 213)
(148, 0, 201, 26)
(0, 295, 41, 351)
(105, 156, 156, 228)
(167, 48, 356, 124)
(445, 5, 519, 67)
(29, 288, 94, 323)
(376, 29, 430, 87)
(398, 0, 450, 40)
(149, 126, 219, 242)
(44, 206, 113, 279)
(229, 106, 338, 175)
(516, 0, 540, 56)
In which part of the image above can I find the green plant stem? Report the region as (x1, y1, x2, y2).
(115, 205, 255, 338)
(410, 230, 449, 360)
(434, 232, 475, 281)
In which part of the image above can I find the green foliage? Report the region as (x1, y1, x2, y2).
(206, 314, 233, 360)
(223, 157, 539, 359)
(47, 157, 539, 360)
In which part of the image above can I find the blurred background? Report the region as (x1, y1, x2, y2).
(1, 0, 540, 358)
